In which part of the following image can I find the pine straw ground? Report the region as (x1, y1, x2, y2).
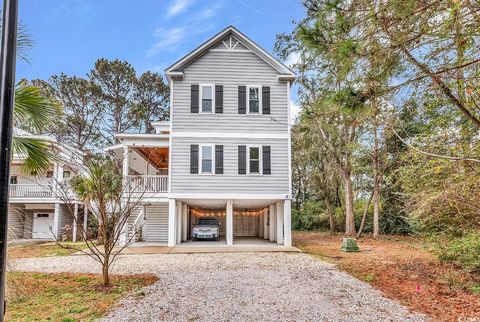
(293, 231, 480, 321)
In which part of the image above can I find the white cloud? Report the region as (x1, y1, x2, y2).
(166, 0, 195, 18)
(285, 52, 300, 68)
(147, 27, 187, 57)
(290, 99, 300, 121)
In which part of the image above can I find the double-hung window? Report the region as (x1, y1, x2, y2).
(248, 146, 261, 174)
(201, 85, 214, 113)
(200, 145, 214, 174)
(248, 86, 261, 114)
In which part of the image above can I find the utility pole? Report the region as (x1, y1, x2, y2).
(0, 0, 18, 319)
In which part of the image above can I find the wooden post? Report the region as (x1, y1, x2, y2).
(182, 204, 188, 241)
(83, 205, 88, 240)
(269, 204, 276, 242)
(176, 201, 182, 244)
(276, 201, 284, 245)
(72, 203, 78, 242)
(283, 199, 292, 247)
(226, 200, 233, 245)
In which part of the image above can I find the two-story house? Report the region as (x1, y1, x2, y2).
(109, 26, 295, 248)
(8, 128, 86, 241)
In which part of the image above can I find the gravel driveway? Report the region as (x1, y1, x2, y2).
(12, 252, 425, 321)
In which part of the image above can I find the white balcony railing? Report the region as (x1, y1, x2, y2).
(10, 184, 54, 198)
(127, 175, 168, 193)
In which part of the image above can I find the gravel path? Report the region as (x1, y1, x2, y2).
(12, 253, 426, 321)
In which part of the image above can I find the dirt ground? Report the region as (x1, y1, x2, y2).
(293, 231, 480, 321)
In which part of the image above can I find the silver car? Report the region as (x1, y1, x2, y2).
(192, 217, 220, 241)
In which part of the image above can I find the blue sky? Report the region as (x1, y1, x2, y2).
(17, 0, 305, 82)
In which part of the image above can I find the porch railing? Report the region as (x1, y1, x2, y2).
(10, 184, 54, 198)
(127, 175, 168, 193)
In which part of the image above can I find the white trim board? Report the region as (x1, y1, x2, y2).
(168, 193, 290, 200)
(171, 132, 289, 139)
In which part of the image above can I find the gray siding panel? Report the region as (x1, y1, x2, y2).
(171, 137, 288, 194)
(144, 204, 168, 242)
(173, 50, 288, 133)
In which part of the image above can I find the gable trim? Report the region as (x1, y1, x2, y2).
(165, 25, 296, 79)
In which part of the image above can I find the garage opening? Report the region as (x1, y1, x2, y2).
(187, 205, 274, 245)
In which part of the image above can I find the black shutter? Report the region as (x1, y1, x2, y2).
(190, 144, 199, 174)
(215, 85, 223, 113)
(215, 145, 223, 174)
(238, 145, 246, 174)
(262, 86, 270, 114)
(262, 146, 271, 175)
(191, 85, 199, 113)
(238, 86, 246, 114)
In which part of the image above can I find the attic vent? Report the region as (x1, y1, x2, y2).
(221, 36, 241, 51)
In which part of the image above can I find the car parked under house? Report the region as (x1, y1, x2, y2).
(108, 25, 295, 248)
(8, 128, 87, 241)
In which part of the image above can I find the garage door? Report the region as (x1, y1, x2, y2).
(144, 204, 168, 242)
(32, 213, 54, 239)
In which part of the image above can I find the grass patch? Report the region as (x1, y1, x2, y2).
(8, 242, 87, 259)
(5, 272, 157, 321)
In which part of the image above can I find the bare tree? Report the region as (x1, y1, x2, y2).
(52, 156, 147, 286)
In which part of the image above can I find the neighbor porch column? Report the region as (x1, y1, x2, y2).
(283, 199, 292, 247)
(182, 204, 188, 241)
(259, 211, 264, 238)
(269, 204, 276, 242)
(72, 203, 78, 242)
(226, 200, 233, 246)
(276, 201, 284, 245)
(83, 205, 88, 240)
(52, 203, 61, 240)
(263, 208, 269, 240)
(122, 145, 129, 177)
(176, 201, 182, 244)
(168, 199, 176, 247)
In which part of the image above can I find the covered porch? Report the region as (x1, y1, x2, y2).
(106, 134, 169, 197)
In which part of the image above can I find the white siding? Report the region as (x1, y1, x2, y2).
(172, 49, 289, 133)
(171, 137, 288, 194)
(8, 205, 25, 239)
(144, 204, 169, 242)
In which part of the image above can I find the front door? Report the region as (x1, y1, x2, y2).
(32, 213, 54, 239)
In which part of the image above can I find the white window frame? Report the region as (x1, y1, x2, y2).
(200, 84, 215, 114)
(199, 144, 215, 175)
(247, 145, 262, 175)
(34, 212, 52, 219)
(247, 85, 262, 114)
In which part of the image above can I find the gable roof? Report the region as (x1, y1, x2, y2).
(165, 26, 296, 81)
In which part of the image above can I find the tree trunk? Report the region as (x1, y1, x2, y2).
(325, 196, 336, 234)
(102, 261, 110, 286)
(342, 171, 356, 236)
(372, 116, 380, 239)
(356, 189, 374, 238)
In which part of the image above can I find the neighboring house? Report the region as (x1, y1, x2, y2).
(8, 128, 86, 241)
(108, 26, 295, 247)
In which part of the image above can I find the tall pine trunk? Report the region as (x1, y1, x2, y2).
(325, 196, 336, 234)
(342, 170, 356, 236)
(373, 116, 380, 239)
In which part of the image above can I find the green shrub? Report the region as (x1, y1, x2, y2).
(292, 200, 326, 230)
(437, 232, 480, 272)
